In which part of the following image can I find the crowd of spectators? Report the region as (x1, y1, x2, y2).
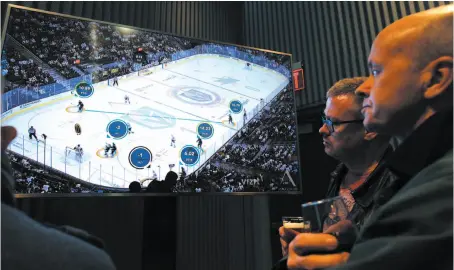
(250, 145, 298, 174)
(216, 144, 261, 166)
(177, 85, 299, 192)
(5, 8, 195, 87)
(175, 163, 266, 192)
(6, 151, 112, 194)
(3, 46, 55, 92)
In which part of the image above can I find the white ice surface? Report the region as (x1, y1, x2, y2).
(3, 54, 289, 188)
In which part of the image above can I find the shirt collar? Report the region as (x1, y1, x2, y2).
(386, 109, 453, 180)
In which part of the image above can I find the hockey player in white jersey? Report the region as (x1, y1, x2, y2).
(104, 143, 112, 157)
(73, 144, 83, 162)
(127, 122, 134, 134)
(124, 94, 130, 104)
(170, 134, 176, 148)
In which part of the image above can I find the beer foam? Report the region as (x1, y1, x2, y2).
(283, 222, 306, 229)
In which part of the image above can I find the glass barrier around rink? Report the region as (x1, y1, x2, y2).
(2, 74, 92, 113)
(8, 132, 133, 189)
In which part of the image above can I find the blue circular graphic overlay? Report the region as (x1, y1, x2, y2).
(180, 145, 200, 166)
(197, 122, 214, 139)
(106, 119, 128, 139)
(75, 82, 94, 98)
(229, 100, 243, 114)
(129, 146, 152, 169)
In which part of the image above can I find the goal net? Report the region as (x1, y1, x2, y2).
(65, 146, 83, 163)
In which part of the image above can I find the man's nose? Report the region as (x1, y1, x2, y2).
(355, 77, 372, 98)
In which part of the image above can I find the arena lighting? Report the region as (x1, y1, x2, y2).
(117, 26, 134, 33)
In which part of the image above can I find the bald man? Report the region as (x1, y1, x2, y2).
(287, 5, 453, 270)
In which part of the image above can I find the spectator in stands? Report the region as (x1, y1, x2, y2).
(2, 125, 117, 269)
(287, 5, 453, 270)
(278, 77, 392, 263)
(128, 181, 142, 193)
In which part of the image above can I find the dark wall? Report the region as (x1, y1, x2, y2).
(242, 1, 453, 109)
(16, 195, 145, 270)
(16, 194, 302, 270)
(1, 1, 243, 44)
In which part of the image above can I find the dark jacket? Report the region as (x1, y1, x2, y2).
(325, 146, 398, 230)
(329, 110, 453, 270)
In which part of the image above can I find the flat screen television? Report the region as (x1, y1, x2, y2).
(1, 5, 300, 193)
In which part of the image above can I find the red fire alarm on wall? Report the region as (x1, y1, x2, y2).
(292, 68, 305, 91)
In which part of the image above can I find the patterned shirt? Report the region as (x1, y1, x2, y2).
(325, 146, 398, 230)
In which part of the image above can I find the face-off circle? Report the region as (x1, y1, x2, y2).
(229, 100, 243, 114)
(197, 122, 214, 139)
(180, 145, 200, 167)
(75, 82, 94, 98)
(106, 119, 129, 140)
(129, 146, 152, 169)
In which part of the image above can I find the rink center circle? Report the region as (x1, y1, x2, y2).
(170, 86, 221, 106)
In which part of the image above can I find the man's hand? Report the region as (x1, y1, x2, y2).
(287, 220, 353, 270)
(287, 233, 349, 269)
(279, 226, 300, 257)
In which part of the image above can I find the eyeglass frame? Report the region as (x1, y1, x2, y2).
(321, 116, 364, 133)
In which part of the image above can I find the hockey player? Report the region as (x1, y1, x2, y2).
(77, 100, 84, 112)
(170, 134, 176, 148)
(104, 143, 111, 157)
(110, 142, 117, 157)
(113, 76, 119, 86)
(127, 123, 134, 134)
(228, 113, 233, 125)
(197, 137, 203, 149)
(124, 94, 130, 104)
(28, 126, 38, 141)
(77, 147, 84, 162)
(73, 144, 82, 162)
(243, 109, 247, 123)
(75, 123, 81, 135)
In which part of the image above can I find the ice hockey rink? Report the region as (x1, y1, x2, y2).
(2, 54, 289, 188)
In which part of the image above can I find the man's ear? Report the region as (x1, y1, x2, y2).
(423, 56, 453, 100)
(364, 129, 378, 141)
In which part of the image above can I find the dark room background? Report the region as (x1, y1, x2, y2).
(2, 1, 452, 270)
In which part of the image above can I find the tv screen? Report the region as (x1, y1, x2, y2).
(1, 5, 300, 193)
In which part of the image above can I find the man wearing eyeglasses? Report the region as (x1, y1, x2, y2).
(286, 4, 453, 270)
(278, 77, 393, 262)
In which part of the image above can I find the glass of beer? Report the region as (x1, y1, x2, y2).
(282, 216, 311, 233)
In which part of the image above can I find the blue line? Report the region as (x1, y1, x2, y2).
(85, 109, 224, 124)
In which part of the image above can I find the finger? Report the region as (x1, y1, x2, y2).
(287, 252, 350, 270)
(1, 126, 17, 151)
(289, 233, 338, 254)
(280, 238, 289, 257)
(279, 226, 300, 243)
(324, 220, 353, 234)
